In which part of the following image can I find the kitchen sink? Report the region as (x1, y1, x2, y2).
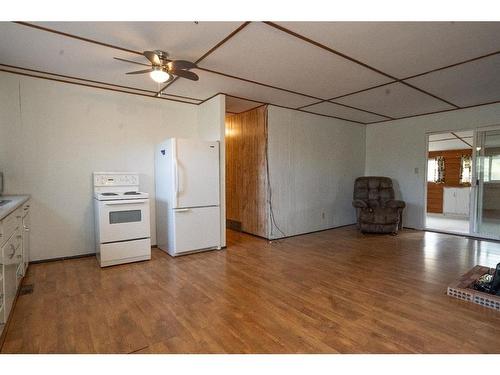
(0, 200, 11, 206)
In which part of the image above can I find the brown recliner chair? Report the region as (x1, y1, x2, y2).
(352, 177, 406, 234)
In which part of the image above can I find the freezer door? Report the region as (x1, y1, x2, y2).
(175, 139, 220, 208)
(172, 206, 220, 254)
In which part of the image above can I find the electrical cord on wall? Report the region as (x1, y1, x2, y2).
(263, 106, 286, 240)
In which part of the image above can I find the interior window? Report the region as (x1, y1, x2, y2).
(460, 155, 472, 184)
(490, 155, 500, 181)
(427, 158, 437, 182)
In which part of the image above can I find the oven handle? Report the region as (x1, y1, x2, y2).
(104, 200, 148, 206)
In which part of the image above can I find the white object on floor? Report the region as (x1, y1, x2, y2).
(155, 138, 221, 257)
(93, 172, 151, 267)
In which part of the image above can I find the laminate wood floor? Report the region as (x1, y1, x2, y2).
(2, 227, 500, 353)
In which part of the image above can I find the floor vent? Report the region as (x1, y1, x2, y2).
(19, 284, 34, 295)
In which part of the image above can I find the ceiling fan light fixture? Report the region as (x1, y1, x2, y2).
(150, 68, 171, 83)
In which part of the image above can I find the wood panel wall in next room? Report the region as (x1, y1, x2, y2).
(427, 149, 472, 213)
(225, 106, 269, 237)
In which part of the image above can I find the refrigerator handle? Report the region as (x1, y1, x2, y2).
(174, 157, 179, 198)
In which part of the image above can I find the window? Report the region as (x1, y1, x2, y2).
(460, 155, 472, 184)
(427, 156, 445, 183)
(427, 158, 437, 182)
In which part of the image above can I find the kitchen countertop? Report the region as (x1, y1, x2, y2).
(0, 195, 30, 221)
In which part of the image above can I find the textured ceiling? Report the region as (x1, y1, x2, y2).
(0, 21, 499, 125)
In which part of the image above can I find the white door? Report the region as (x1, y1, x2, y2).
(173, 206, 220, 254)
(175, 139, 220, 208)
(97, 199, 150, 243)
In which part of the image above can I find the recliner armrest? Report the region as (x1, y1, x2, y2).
(352, 199, 368, 209)
(386, 199, 406, 209)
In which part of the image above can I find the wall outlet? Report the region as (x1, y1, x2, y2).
(414, 167, 419, 174)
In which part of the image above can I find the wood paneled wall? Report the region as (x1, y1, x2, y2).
(225, 106, 269, 237)
(427, 148, 472, 213)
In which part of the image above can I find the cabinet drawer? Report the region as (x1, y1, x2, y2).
(0, 211, 21, 247)
(1, 229, 22, 265)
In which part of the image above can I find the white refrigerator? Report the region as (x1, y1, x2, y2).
(155, 138, 221, 256)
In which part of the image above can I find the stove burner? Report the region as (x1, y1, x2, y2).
(124, 191, 140, 195)
(101, 192, 118, 196)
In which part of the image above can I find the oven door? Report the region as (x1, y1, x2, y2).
(97, 199, 150, 243)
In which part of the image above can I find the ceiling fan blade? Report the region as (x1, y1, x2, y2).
(113, 57, 150, 67)
(126, 68, 154, 75)
(170, 68, 199, 81)
(143, 51, 161, 65)
(167, 60, 197, 70)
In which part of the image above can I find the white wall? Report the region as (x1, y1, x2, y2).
(197, 94, 226, 247)
(0, 72, 199, 261)
(267, 106, 366, 239)
(365, 103, 500, 229)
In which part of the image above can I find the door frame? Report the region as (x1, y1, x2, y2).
(423, 125, 500, 240)
(470, 124, 500, 240)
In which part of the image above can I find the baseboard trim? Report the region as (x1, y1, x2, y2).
(29, 252, 96, 264)
(422, 228, 500, 243)
(267, 223, 357, 241)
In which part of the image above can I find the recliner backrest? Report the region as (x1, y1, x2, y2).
(353, 176, 395, 208)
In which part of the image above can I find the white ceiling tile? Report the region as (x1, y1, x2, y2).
(335, 82, 455, 118)
(405, 54, 500, 107)
(225, 96, 263, 113)
(276, 22, 500, 78)
(303, 101, 388, 123)
(200, 22, 391, 99)
(428, 138, 472, 151)
(165, 69, 319, 108)
(30, 21, 244, 63)
(454, 130, 473, 138)
(429, 133, 453, 141)
(0, 22, 168, 93)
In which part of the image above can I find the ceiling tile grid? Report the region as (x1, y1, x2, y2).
(275, 21, 500, 79)
(334, 82, 455, 118)
(405, 54, 500, 107)
(166, 69, 319, 109)
(30, 22, 243, 63)
(198, 22, 392, 100)
(301, 101, 389, 123)
(1, 21, 499, 125)
(0, 22, 165, 92)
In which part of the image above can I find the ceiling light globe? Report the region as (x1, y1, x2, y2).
(150, 69, 170, 83)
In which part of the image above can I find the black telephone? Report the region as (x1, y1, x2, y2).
(474, 263, 500, 295)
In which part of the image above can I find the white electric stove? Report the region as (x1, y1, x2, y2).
(93, 172, 151, 267)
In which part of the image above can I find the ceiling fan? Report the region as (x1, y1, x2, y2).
(114, 50, 199, 84)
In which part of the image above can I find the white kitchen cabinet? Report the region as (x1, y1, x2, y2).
(443, 187, 471, 216)
(0, 197, 30, 337)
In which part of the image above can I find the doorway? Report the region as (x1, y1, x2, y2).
(425, 127, 500, 240)
(425, 130, 473, 235)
